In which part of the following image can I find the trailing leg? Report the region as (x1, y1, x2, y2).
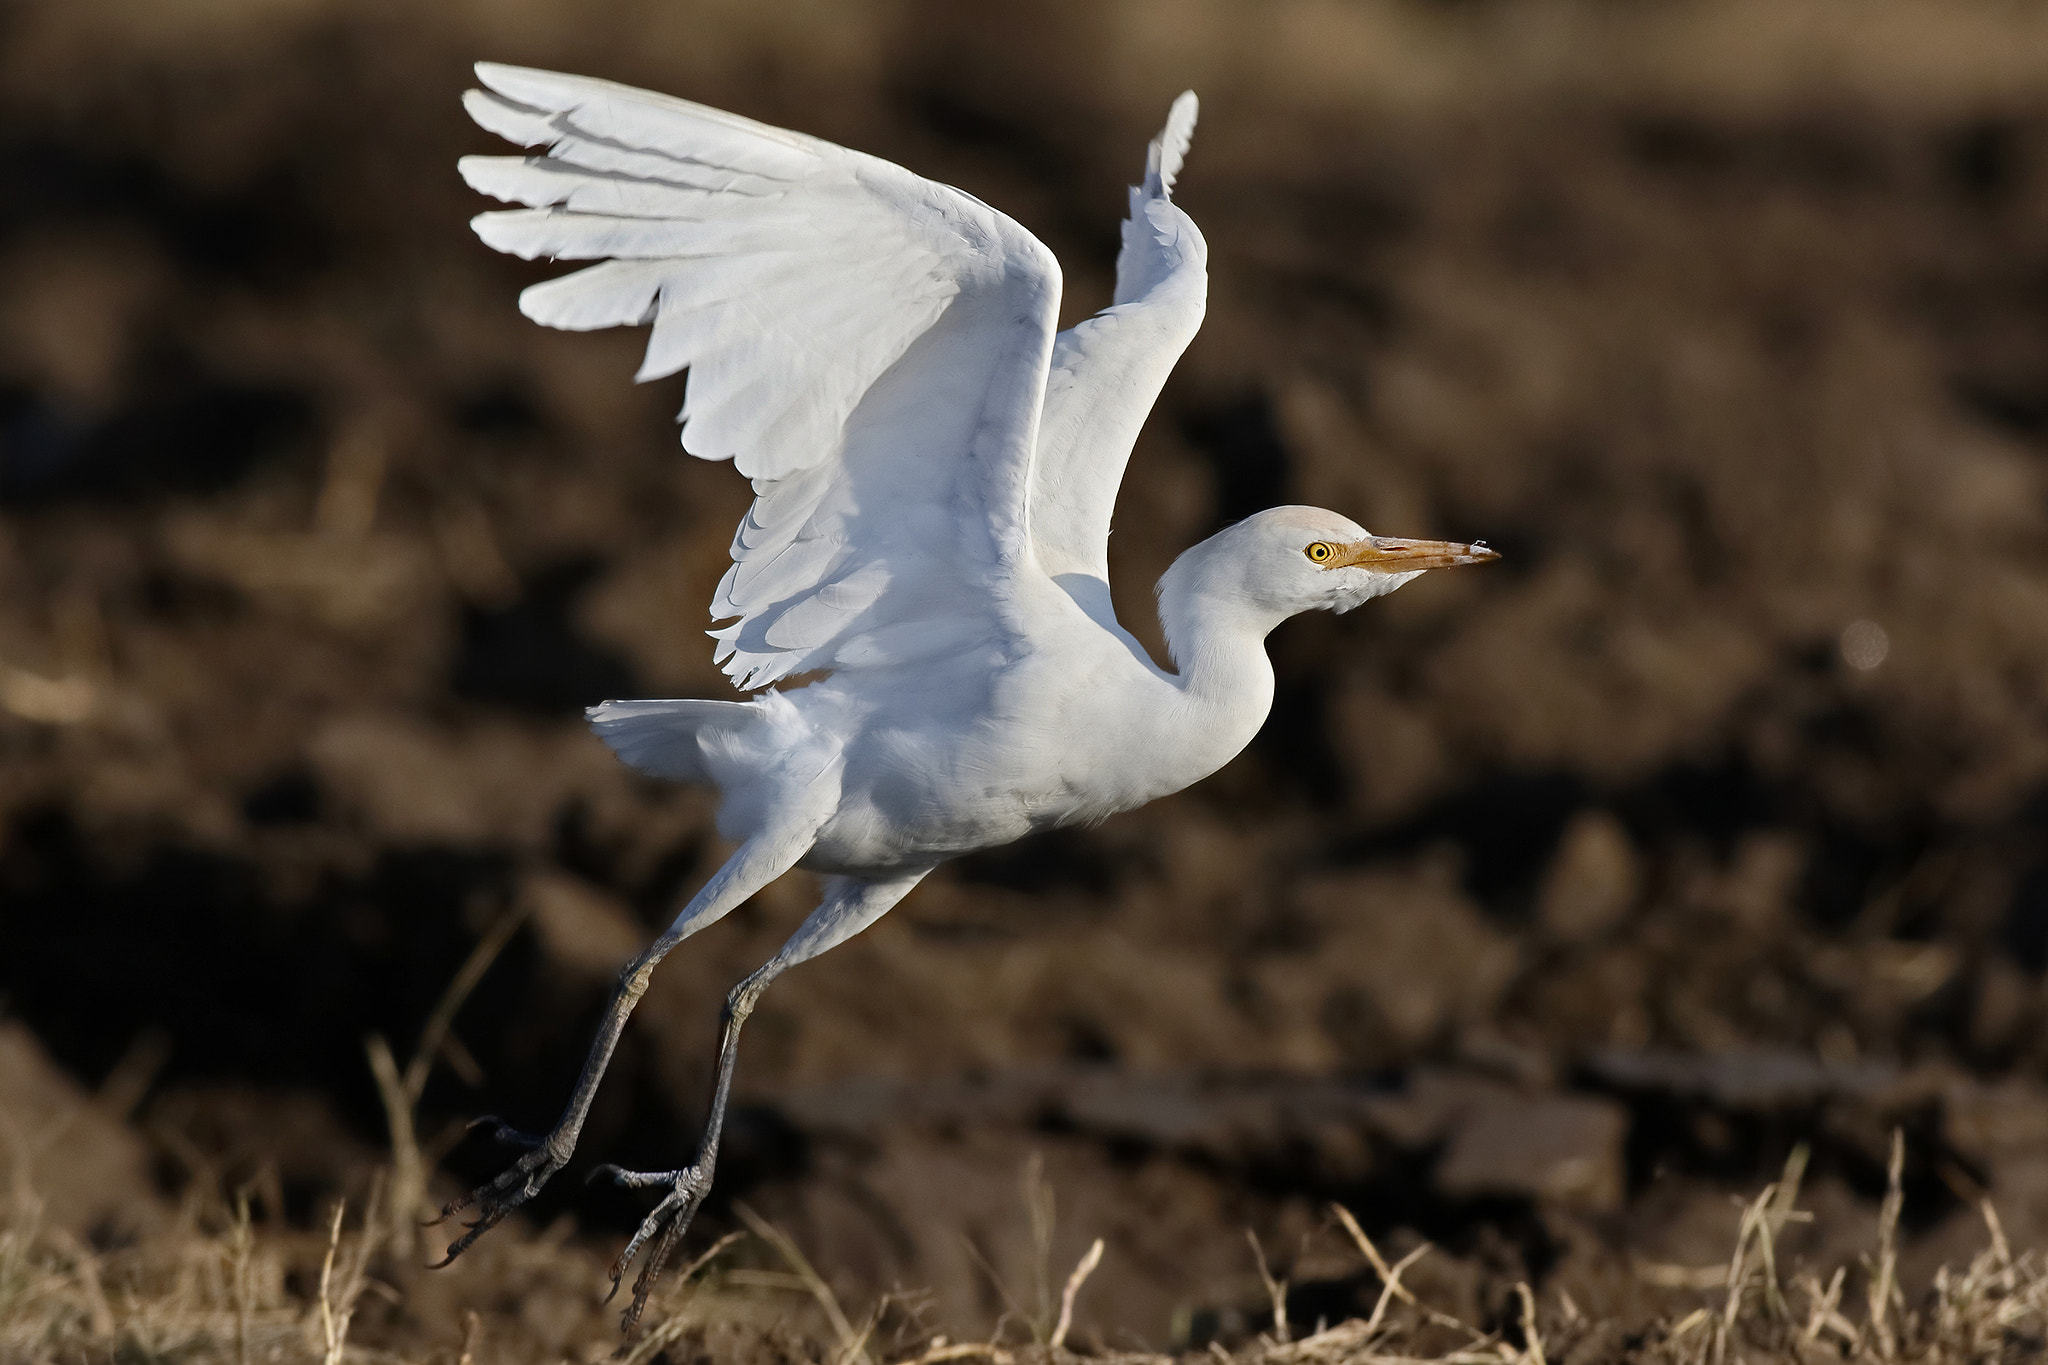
(599, 867, 932, 1332)
(431, 826, 818, 1266)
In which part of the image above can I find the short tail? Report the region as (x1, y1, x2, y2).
(586, 697, 757, 784)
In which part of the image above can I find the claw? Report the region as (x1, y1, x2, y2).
(429, 1117, 572, 1269)
(427, 1215, 491, 1269)
(437, 1190, 477, 1222)
(433, 1204, 515, 1267)
(426, 1229, 476, 1271)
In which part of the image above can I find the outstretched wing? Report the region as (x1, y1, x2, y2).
(1029, 93, 1208, 607)
(460, 64, 1062, 690)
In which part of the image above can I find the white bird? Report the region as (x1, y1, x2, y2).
(441, 63, 1499, 1329)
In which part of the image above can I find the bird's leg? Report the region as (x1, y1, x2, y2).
(597, 868, 931, 1334)
(427, 948, 663, 1265)
(431, 830, 814, 1268)
(597, 958, 783, 1331)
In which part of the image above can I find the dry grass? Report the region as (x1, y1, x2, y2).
(6, 1125, 2048, 1365)
(8, 853, 2040, 1364)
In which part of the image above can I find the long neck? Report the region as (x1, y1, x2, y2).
(1153, 547, 1281, 762)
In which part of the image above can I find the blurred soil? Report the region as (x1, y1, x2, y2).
(9, 0, 2048, 1355)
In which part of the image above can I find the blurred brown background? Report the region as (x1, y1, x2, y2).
(8, 0, 2048, 1351)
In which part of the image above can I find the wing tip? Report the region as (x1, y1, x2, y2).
(470, 62, 600, 117)
(473, 60, 543, 91)
(1145, 90, 1200, 199)
(455, 154, 504, 194)
(463, 74, 554, 148)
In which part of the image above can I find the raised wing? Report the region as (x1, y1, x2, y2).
(1029, 94, 1208, 610)
(460, 64, 1062, 689)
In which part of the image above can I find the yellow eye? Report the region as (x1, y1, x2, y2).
(1305, 541, 1336, 563)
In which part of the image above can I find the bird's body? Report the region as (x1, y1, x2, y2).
(606, 527, 1299, 875)
(440, 63, 1497, 1330)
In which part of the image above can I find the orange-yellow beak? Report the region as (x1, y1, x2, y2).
(1327, 537, 1502, 571)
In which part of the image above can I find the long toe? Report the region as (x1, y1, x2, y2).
(606, 1167, 713, 1335)
(604, 1178, 684, 1296)
(474, 1114, 546, 1148)
(593, 1162, 685, 1192)
(430, 1130, 570, 1265)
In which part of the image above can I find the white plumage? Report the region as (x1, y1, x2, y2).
(441, 65, 1498, 1330)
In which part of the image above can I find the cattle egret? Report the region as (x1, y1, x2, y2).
(443, 64, 1499, 1328)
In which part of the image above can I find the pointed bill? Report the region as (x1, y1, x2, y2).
(1329, 537, 1501, 571)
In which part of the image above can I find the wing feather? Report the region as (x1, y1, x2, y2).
(459, 157, 783, 220)
(516, 259, 668, 329)
(1147, 90, 1198, 197)
(462, 91, 788, 196)
(471, 207, 813, 261)
(462, 64, 1062, 690)
(1029, 95, 1208, 596)
(471, 65, 820, 178)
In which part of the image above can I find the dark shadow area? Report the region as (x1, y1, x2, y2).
(451, 559, 642, 715)
(1251, 674, 1350, 808)
(1611, 753, 1778, 856)
(1182, 392, 1295, 531)
(0, 809, 515, 1120)
(241, 766, 323, 827)
(1584, 1060, 1968, 1236)
(451, 377, 552, 442)
(1951, 371, 2048, 440)
(0, 134, 330, 288)
(0, 376, 316, 504)
(1338, 771, 1587, 918)
(956, 825, 1122, 896)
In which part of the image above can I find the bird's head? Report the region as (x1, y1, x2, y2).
(1176, 505, 1501, 625)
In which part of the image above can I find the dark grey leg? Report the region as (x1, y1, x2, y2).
(597, 867, 931, 1333)
(431, 828, 818, 1266)
(597, 955, 785, 1322)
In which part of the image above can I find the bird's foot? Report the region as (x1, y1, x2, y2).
(427, 1117, 571, 1267)
(592, 1162, 715, 1334)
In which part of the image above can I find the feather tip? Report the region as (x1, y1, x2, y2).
(1144, 91, 1199, 199)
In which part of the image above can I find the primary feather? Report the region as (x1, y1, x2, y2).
(461, 66, 1208, 688)
(461, 63, 1064, 690)
(1031, 94, 1207, 607)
